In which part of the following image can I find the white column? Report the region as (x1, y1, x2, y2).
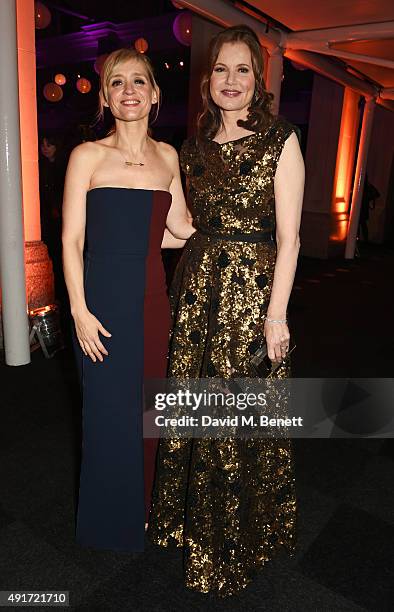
(345, 97, 376, 259)
(0, 0, 30, 365)
(266, 46, 283, 116)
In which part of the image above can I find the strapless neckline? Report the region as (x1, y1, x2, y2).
(87, 186, 171, 196)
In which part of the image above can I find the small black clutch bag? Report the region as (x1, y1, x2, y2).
(250, 340, 296, 378)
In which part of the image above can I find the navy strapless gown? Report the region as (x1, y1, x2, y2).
(75, 187, 171, 552)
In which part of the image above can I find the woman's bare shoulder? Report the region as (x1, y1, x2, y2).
(70, 139, 111, 163)
(69, 140, 99, 163)
(154, 140, 179, 168)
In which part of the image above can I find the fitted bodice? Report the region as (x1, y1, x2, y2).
(180, 117, 295, 237)
(84, 187, 171, 297)
(85, 187, 171, 257)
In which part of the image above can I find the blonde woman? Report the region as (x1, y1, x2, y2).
(62, 48, 194, 552)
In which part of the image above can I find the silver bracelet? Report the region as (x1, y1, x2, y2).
(266, 317, 287, 324)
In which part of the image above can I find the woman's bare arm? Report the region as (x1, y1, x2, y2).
(62, 143, 111, 362)
(161, 228, 187, 249)
(165, 145, 196, 240)
(62, 144, 91, 315)
(264, 132, 305, 361)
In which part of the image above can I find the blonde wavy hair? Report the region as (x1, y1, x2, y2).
(97, 48, 161, 124)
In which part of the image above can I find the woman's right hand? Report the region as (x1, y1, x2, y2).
(263, 319, 290, 362)
(73, 307, 112, 362)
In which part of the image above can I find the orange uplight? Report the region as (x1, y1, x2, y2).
(333, 198, 347, 214)
(16, 0, 41, 242)
(331, 218, 349, 242)
(29, 304, 54, 316)
(330, 88, 359, 241)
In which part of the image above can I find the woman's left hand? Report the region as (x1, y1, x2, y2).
(263, 319, 290, 362)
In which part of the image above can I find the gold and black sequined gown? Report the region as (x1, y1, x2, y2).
(149, 117, 297, 597)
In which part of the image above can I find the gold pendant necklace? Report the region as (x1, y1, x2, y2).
(118, 147, 145, 167)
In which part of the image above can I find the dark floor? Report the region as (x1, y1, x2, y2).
(1, 243, 393, 611)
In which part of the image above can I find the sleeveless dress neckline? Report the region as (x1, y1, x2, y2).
(87, 186, 171, 196)
(209, 132, 257, 146)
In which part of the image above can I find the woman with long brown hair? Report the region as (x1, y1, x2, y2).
(149, 25, 305, 596)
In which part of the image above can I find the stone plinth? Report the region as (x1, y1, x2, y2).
(0, 240, 54, 350)
(25, 240, 55, 310)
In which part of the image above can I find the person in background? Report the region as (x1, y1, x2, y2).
(358, 173, 380, 243)
(39, 134, 67, 301)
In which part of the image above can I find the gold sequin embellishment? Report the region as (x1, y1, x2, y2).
(149, 117, 297, 597)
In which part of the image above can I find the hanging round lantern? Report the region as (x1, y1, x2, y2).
(76, 78, 92, 94)
(43, 82, 63, 102)
(35, 2, 51, 29)
(54, 73, 66, 86)
(134, 38, 148, 54)
(173, 12, 192, 46)
(94, 53, 109, 75)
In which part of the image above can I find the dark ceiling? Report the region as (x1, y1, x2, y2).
(52, 0, 174, 21)
(38, 0, 176, 37)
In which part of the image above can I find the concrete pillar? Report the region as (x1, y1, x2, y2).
(0, 0, 30, 365)
(345, 97, 376, 258)
(266, 47, 283, 116)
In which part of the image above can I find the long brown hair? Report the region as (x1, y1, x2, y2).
(197, 25, 273, 140)
(97, 48, 161, 125)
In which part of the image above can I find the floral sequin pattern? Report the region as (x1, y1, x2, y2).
(149, 118, 297, 597)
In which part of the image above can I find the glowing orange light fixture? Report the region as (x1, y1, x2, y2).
(43, 82, 63, 102)
(35, 1, 51, 29)
(330, 89, 359, 241)
(134, 37, 149, 54)
(54, 73, 66, 86)
(76, 77, 91, 94)
(173, 12, 192, 46)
